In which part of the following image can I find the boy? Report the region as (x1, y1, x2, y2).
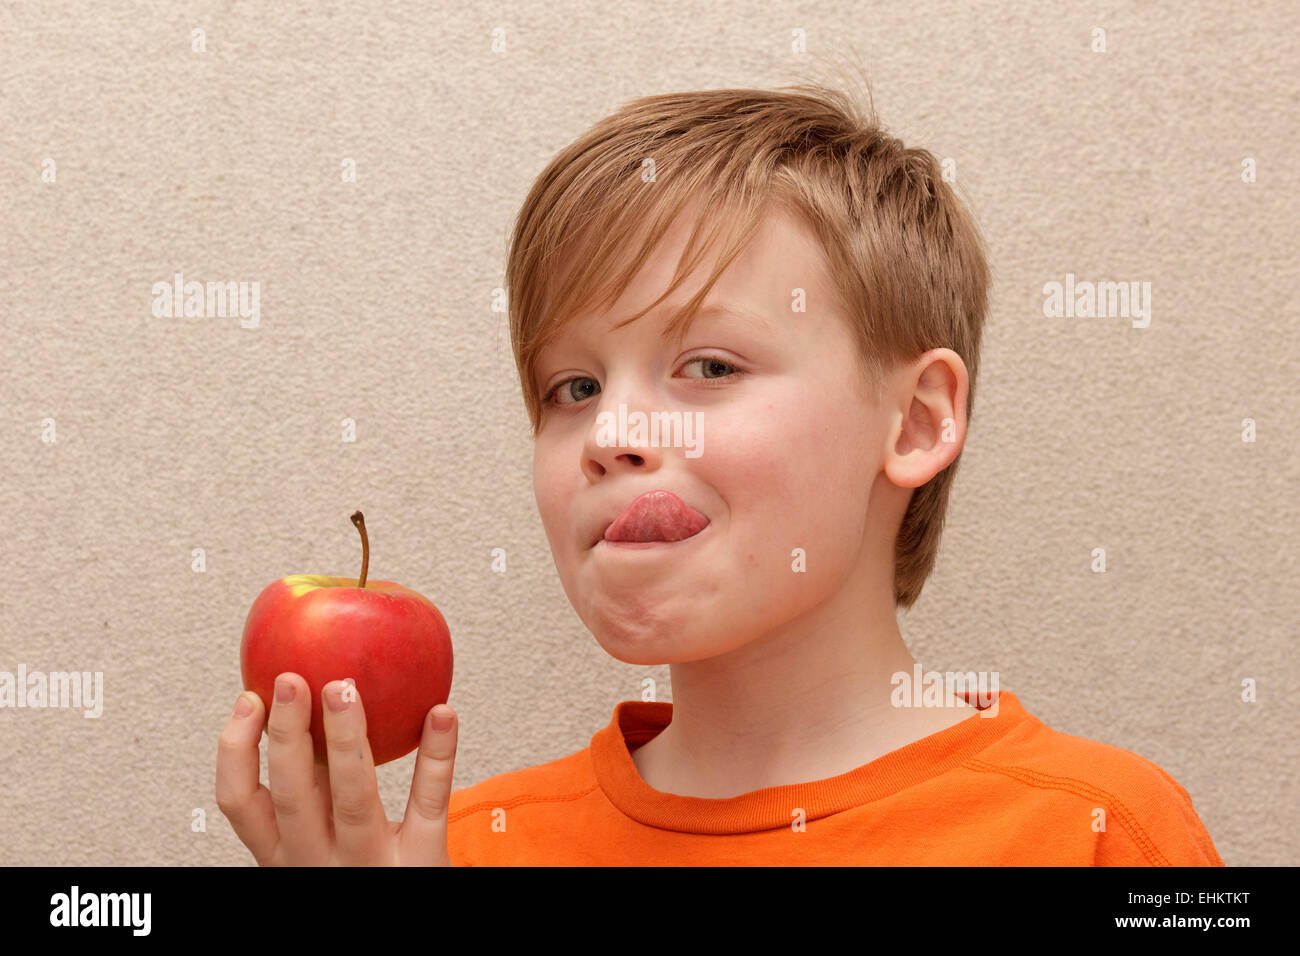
(447, 83, 1222, 865)
(218, 84, 1222, 866)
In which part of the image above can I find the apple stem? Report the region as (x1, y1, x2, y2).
(350, 510, 369, 589)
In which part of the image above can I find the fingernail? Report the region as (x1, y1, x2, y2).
(430, 705, 453, 732)
(324, 683, 349, 712)
(275, 678, 295, 704)
(234, 694, 252, 718)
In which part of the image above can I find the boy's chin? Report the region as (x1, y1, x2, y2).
(589, 630, 676, 666)
(599, 645, 675, 667)
(590, 625, 746, 667)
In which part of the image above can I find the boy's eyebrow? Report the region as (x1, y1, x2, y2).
(662, 302, 774, 341)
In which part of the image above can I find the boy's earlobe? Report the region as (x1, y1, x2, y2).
(883, 356, 967, 489)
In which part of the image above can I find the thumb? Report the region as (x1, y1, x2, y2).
(399, 704, 458, 865)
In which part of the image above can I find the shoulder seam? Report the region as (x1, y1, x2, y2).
(963, 757, 1172, 866)
(448, 782, 602, 824)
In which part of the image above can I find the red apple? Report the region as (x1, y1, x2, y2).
(240, 511, 453, 766)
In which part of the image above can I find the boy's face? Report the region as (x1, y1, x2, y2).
(531, 201, 899, 665)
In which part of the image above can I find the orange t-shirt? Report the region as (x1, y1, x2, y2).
(446, 690, 1223, 865)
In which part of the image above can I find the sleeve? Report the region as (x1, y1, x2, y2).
(1092, 760, 1225, 866)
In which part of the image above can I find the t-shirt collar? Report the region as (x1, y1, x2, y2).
(589, 690, 1030, 833)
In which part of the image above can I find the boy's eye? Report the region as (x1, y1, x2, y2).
(680, 356, 738, 381)
(543, 356, 742, 407)
(549, 377, 600, 406)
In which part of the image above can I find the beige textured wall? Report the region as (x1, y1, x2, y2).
(2, 1, 1296, 867)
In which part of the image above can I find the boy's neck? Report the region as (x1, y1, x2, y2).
(629, 611, 975, 799)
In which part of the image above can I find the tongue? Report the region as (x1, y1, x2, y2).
(606, 491, 708, 543)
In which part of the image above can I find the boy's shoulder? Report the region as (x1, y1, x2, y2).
(962, 702, 1224, 865)
(445, 744, 601, 867)
(445, 699, 663, 828)
(449, 746, 596, 813)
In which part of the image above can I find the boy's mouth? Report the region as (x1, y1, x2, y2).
(600, 490, 709, 544)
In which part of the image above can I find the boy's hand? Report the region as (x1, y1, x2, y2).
(216, 672, 457, 866)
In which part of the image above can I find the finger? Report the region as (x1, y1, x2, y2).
(313, 760, 335, 822)
(215, 691, 280, 865)
(322, 679, 389, 864)
(399, 704, 458, 865)
(266, 672, 332, 865)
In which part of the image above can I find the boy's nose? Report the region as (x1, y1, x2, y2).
(581, 405, 666, 480)
(584, 434, 663, 479)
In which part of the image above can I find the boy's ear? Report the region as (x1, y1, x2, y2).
(881, 348, 968, 489)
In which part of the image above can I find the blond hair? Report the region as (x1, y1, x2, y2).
(506, 82, 991, 608)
